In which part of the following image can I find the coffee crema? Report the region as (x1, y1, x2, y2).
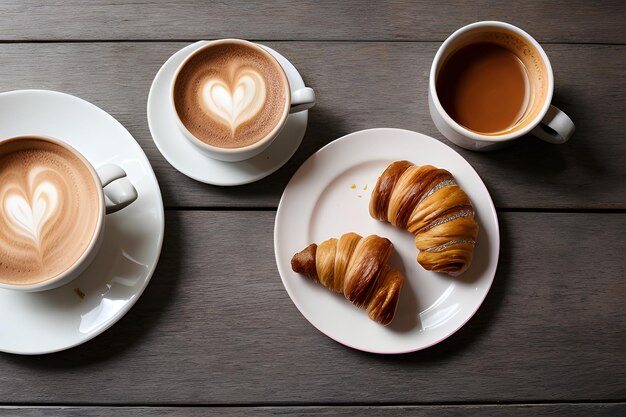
(173, 42, 289, 149)
(437, 42, 530, 134)
(0, 138, 100, 285)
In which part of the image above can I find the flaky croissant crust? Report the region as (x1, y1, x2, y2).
(291, 233, 404, 325)
(370, 161, 479, 276)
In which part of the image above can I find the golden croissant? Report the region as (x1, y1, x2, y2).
(370, 161, 479, 276)
(291, 233, 404, 325)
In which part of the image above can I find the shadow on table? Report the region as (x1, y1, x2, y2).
(3, 212, 184, 368)
(464, 89, 605, 194)
(355, 210, 513, 363)
(192, 105, 349, 201)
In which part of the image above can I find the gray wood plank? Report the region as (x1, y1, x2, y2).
(1, 42, 623, 209)
(0, 1, 624, 44)
(1, 404, 624, 416)
(0, 211, 624, 404)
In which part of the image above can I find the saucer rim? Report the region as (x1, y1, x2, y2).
(0, 89, 165, 355)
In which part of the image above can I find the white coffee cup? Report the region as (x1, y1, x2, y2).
(171, 39, 316, 162)
(0, 135, 138, 292)
(429, 21, 575, 151)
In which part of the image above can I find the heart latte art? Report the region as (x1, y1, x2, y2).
(201, 69, 267, 132)
(3, 168, 59, 245)
(173, 42, 289, 149)
(0, 138, 100, 286)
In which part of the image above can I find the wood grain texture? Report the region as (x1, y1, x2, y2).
(0, 1, 625, 44)
(0, 42, 624, 209)
(1, 211, 624, 404)
(1, 404, 624, 416)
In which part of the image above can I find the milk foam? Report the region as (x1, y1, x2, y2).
(201, 69, 267, 133)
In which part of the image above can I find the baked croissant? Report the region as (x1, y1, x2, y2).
(291, 233, 404, 325)
(370, 161, 479, 276)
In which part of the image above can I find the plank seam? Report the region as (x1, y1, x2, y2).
(0, 39, 624, 46)
(162, 207, 626, 213)
(0, 401, 624, 408)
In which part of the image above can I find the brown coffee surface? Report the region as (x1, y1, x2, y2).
(437, 42, 530, 134)
(174, 42, 288, 149)
(0, 138, 100, 285)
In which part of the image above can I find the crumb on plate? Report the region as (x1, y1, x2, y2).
(74, 288, 86, 300)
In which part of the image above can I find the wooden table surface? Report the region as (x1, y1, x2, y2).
(1, 1, 625, 416)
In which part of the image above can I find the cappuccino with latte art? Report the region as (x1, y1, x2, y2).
(0, 135, 139, 291)
(173, 40, 289, 149)
(0, 137, 101, 285)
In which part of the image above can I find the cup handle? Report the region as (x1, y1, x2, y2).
(530, 105, 575, 145)
(96, 164, 138, 214)
(289, 87, 316, 114)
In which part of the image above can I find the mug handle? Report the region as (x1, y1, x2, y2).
(96, 164, 138, 214)
(289, 87, 316, 114)
(530, 105, 575, 145)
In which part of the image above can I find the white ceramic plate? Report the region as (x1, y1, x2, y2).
(275, 128, 499, 354)
(147, 41, 309, 186)
(0, 90, 165, 355)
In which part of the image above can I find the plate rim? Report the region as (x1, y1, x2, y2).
(274, 127, 500, 354)
(0, 89, 165, 355)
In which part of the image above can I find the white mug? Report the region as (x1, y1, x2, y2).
(0, 135, 138, 292)
(429, 21, 575, 151)
(171, 39, 316, 162)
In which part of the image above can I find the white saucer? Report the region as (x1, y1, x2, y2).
(147, 41, 309, 186)
(274, 128, 499, 354)
(0, 90, 165, 355)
